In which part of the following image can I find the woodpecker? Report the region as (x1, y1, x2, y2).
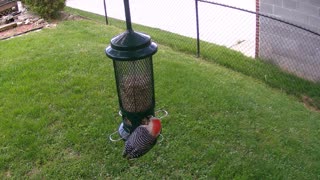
(123, 117, 162, 159)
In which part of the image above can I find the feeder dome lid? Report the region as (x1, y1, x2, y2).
(106, 30, 158, 61)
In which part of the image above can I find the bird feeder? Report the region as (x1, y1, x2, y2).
(106, 0, 158, 137)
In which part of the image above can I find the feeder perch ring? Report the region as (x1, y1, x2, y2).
(158, 133, 164, 143)
(109, 130, 123, 142)
(118, 109, 168, 119)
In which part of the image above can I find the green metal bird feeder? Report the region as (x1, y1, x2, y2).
(106, 0, 158, 140)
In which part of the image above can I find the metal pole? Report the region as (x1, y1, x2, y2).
(255, 0, 260, 58)
(103, 0, 109, 25)
(195, 0, 200, 58)
(123, 0, 133, 31)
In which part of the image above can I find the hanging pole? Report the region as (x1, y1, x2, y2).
(195, 0, 200, 58)
(103, 0, 108, 25)
(123, 0, 133, 31)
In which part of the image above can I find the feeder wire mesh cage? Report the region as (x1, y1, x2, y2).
(113, 57, 156, 132)
(106, 0, 158, 135)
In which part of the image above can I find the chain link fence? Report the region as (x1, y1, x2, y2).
(196, 0, 320, 83)
(94, 0, 320, 109)
(193, 0, 320, 109)
(259, 16, 320, 82)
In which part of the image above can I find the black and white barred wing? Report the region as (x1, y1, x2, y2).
(123, 126, 157, 159)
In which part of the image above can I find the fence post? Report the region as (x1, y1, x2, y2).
(195, 0, 200, 58)
(255, 0, 260, 58)
(103, 0, 109, 25)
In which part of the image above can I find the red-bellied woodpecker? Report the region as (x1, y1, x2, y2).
(123, 117, 162, 159)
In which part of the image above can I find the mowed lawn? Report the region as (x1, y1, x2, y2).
(0, 19, 320, 179)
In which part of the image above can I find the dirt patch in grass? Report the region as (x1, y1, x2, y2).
(5, 170, 12, 177)
(302, 96, 320, 112)
(27, 167, 41, 177)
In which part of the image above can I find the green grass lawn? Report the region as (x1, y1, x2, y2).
(1, 18, 320, 179)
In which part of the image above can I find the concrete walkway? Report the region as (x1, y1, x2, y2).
(66, 0, 256, 57)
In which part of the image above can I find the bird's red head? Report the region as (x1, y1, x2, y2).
(149, 117, 162, 137)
